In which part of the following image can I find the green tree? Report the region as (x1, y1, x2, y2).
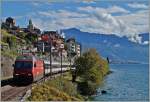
(74, 49, 109, 95)
(25, 33, 38, 43)
(16, 32, 27, 39)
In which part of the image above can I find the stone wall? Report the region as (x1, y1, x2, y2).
(1, 55, 15, 78)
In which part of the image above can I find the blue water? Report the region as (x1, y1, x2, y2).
(93, 64, 149, 101)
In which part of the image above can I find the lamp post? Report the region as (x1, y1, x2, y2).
(60, 43, 64, 76)
(68, 43, 73, 70)
(69, 43, 76, 70)
(48, 35, 52, 78)
(70, 53, 71, 70)
(41, 33, 52, 77)
(42, 42, 44, 53)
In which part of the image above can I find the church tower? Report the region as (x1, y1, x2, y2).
(28, 19, 34, 30)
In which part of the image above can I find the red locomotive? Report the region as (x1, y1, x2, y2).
(13, 54, 44, 83)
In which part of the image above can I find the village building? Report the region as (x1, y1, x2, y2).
(41, 31, 64, 50)
(1, 17, 20, 34)
(34, 31, 68, 61)
(5, 17, 15, 28)
(76, 42, 81, 57)
(66, 38, 76, 56)
(22, 19, 41, 35)
(1, 17, 41, 36)
(28, 19, 34, 30)
(1, 17, 81, 62)
(66, 38, 81, 57)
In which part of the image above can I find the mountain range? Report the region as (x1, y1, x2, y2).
(63, 28, 149, 64)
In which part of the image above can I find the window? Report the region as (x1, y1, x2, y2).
(15, 61, 33, 69)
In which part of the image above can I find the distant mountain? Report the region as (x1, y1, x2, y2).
(63, 28, 149, 63)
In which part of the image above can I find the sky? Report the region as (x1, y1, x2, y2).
(1, 0, 149, 44)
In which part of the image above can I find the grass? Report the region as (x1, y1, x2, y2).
(0, 41, 9, 46)
(63, 72, 72, 81)
(63, 71, 84, 83)
(28, 72, 84, 101)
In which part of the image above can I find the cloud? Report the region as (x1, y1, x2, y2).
(38, 10, 87, 18)
(128, 34, 142, 44)
(128, 3, 148, 9)
(107, 6, 130, 14)
(142, 41, 149, 45)
(115, 10, 149, 33)
(31, 6, 148, 44)
(82, 0, 96, 4)
(31, 2, 40, 6)
(78, 6, 130, 14)
(103, 40, 107, 43)
(31, 1, 52, 7)
(114, 44, 120, 47)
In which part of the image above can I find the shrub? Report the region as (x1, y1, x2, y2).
(16, 32, 27, 39)
(46, 77, 78, 97)
(28, 77, 84, 101)
(28, 84, 72, 101)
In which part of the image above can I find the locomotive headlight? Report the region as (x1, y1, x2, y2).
(28, 73, 32, 76)
(15, 74, 19, 75)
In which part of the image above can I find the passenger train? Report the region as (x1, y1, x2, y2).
(13, 54, 70, 83)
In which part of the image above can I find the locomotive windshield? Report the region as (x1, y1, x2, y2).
(14, 61, 33, 69)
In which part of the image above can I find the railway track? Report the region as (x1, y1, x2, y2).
(1, 70, 70, 101)
(1, 85, 31, 101)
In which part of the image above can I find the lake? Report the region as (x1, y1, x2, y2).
(93, 64, 149, 101)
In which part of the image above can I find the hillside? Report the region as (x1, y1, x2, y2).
(63, 28, 149, 63)
(1, 29, 33, 78)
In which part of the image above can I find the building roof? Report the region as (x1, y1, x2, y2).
(44, 31, 57, 34)
(6, 17, 14, 23)
(66, 38, 75, 43)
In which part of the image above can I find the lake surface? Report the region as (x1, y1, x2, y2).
(93, 64, 149, 101)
